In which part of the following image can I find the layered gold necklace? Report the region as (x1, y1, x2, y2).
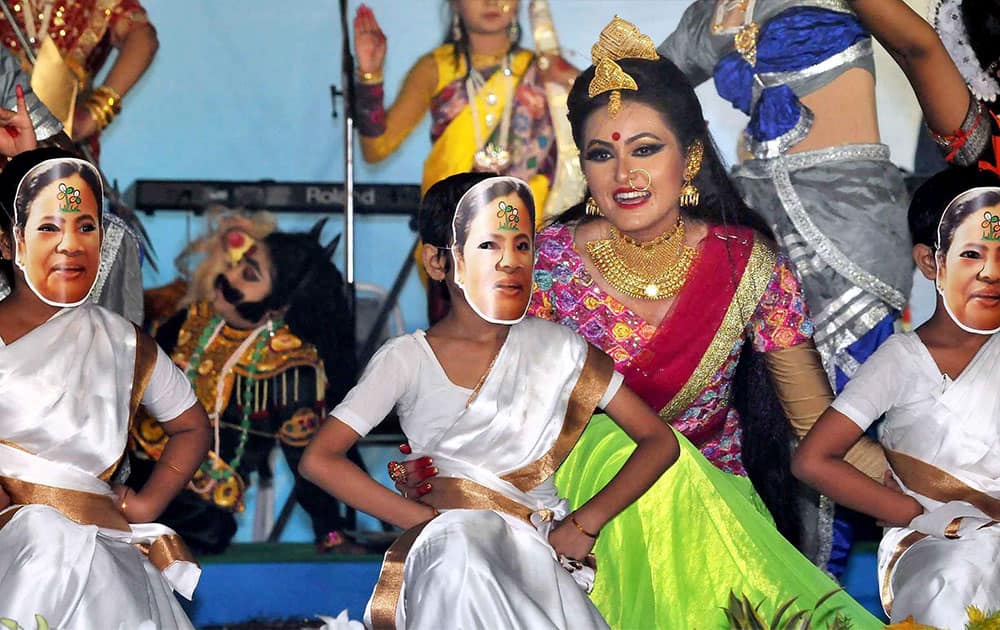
(586, 221, 696, 300)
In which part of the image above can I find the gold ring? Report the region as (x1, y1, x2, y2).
(627, 168, 651, 192)
(388, 461, 407, 483)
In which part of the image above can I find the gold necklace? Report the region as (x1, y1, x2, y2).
(586, 221, 697, 300)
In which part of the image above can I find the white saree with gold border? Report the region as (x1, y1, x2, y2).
(0, 304, 198, 630)
(335, 317, 617, 630)
(846, 334, 1000, 626)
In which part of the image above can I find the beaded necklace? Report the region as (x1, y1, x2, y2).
(184, 315, 281, 481)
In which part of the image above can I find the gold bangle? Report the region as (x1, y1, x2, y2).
(120, 487, 130, 512)
(570, 514, 599, 539)
(357, 69, 384, 85)
(84, 85, 123, 131)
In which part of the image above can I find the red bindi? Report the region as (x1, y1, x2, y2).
(611, 132, 621, 141)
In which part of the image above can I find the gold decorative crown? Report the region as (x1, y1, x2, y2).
(587, 16, 660, 118)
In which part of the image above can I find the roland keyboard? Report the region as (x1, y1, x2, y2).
(132, 179, 422, 214)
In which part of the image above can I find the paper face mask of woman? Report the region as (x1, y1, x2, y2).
(13, 158, 104, 308)
(936, 187, 1000, 334)
(452, 176, 536, 325)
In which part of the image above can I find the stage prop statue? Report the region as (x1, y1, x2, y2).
(130, 219, 359, 554)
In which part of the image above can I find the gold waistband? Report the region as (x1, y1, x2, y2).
(0, 476, 130, 531)
(0, 476, 196, 575)
(369, 477, 539, 629)
(886, 449, 1000, 520)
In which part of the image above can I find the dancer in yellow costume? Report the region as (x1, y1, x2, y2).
(352, 0, 577, 319)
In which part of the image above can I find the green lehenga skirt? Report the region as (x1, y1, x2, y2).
(554, 415, 882, 629)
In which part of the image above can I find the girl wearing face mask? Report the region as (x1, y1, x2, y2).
(794, 169, 1000, 627)
(0, 148, 211, 629)
(352, 0, 577, 321)
(301, 173, 679, 629)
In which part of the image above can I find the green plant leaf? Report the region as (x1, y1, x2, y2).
(771, 596, 799, 628)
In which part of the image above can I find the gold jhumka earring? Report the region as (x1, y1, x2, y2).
(679, 139, 704, 208)
(585, 197, 602, 216)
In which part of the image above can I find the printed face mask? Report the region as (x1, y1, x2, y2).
(13, 158, 103, 308)
(936, 187, 1000, 334)
(451, 177, 535, 325)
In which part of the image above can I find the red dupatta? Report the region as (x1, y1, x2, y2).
(621, 225, 775, 421)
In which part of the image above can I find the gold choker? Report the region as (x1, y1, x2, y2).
(585, 221, 696, 300)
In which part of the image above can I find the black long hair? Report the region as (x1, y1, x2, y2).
(909, 166, 1000, 248)
(558, 56, 772, 238)
(262, 222, 356, 404)
(962, 0, 1000, 78)
(560, 55, 800, 544)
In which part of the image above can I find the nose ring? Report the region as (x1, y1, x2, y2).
(627, 168, 651, 192)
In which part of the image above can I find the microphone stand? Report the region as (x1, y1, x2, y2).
(337, 0, 358, 339)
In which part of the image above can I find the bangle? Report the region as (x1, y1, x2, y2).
(120, 487, 131, 512)
(358, 68, 384, 85)
(84, 85, 123, 131)
(570, 514, 599, 539)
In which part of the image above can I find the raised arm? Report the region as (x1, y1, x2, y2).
(354, 4, 437, 163)
(73, 7, 159, 142)
(847, 0, 970, 134)
(548, 384, 679, 560)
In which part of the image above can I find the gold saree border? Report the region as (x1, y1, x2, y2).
(659, 237, 776, 421)
(0, 476, 130, 531)
(367, 338, 615, 628)
(502, 344, 614, 492)
(886, 449, 1000, 521)
(879, 529, 927, 616)
(368, 478, 540, 630)
(100, 324, 158, 482)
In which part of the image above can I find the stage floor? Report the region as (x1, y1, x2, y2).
(184, 542, 887, 628)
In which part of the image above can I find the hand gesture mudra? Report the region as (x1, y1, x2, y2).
(0, 85, 38, 158)
(354, 3, 387, 74)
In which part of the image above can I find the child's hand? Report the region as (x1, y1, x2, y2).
(0, 85, 37, 157)
(388, 447, 438, 499)
(113, 484, 160, 524)
(548, 517, 597, 562)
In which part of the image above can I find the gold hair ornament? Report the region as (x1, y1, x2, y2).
(587, 16, 660, 118)
(679, 139, 704, 208)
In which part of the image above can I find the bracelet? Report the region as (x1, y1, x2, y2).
(120, 487, 131, 512)
(570, 514, 599, 539)
(84, 85, 123, 131)
(357, 68, 384, 85)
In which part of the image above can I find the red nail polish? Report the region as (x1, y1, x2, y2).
(418, 483, 433, 495)
(398, 444, 412, 454)
(15, 84, 23, 99)
(417, 456, 433, 467)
